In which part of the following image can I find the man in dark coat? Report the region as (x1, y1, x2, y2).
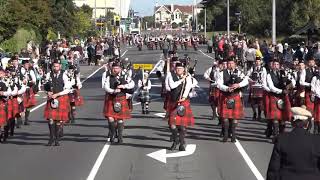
(267, 106, 320, 180)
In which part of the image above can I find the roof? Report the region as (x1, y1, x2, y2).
(295, 21, 320, 35)
(154, 5, 193, 14)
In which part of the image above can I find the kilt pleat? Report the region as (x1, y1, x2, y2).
(208, 87, 220, 106)
(314, 97, 320, 122)
(0, 101, 7, 126)
(263, 91, 270, 118)
(104, 94, 131, 120)
(23, 88, 37, 108)
(219, 93, 243, 119)
(7, 98, 20, 120)
(168, 99, 194, 127)
(268, 94, 291, 121)
(304, 90, 314, 114)
(69, 89, 84, 106)
(44, 95, 70, 122)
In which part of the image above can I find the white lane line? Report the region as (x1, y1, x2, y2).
(198, 51, 265, 179)
(86, 144, 110, 180)
(235, 140, 265, 180)
(199, 50, 215, 60)
(30, 49, 129, 113)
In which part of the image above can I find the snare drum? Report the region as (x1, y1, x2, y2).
(251, 84, 264, 98)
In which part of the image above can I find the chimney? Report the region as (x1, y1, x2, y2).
(171, 3, 174, 12)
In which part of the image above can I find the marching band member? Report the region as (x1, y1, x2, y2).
(43, 60, 72, 146)
(247, 57, 267, 121)
(4, 66, 26, 138)
(166, 61, 198, 151)
(311, 65, 320, 135)
(138, 70, 151, 114)
(21, 59, 37, 125)
(264, 61, 273, 138)
(67, 63, 83, 124)
(0, 68, 12, 142)
(204, 60, 220, 121)
(267, 59, 295, 142)
(217, 58, 249, 143)
(103, 61, 135, 143)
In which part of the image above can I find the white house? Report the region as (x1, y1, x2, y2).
(154, 4, 193, 26)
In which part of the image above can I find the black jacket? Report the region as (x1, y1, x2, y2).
(267, 128, 320, 180)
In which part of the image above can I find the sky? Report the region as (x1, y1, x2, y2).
(130, 0, 201, 17)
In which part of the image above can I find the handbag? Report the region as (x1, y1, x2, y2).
(176, 103, 186, 117)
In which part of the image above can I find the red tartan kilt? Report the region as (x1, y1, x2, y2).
(268, 94, 292, 121)
(263, 91, 270, 117)
(314, 97, 320, 122)
(168, 99, 194, 127)
(0, 101, 7, 126)
(69, 89, 84, 106)
(163, 94, 173, 112)
(104, 94, 131, 120)
(304, 90, 314, 114)
(23, 88, 37, 108)
(44, 95, 70, 122)
(208, 87, 220, 106)
(219, 93, 243, 119)
(7, 98, 20, 119)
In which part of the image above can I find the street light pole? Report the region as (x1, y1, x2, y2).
(272, 0, 276, 45)
(204, 7, 207, 38)
(227, 0, 230, 39)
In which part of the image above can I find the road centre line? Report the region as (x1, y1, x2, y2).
(199, 49, 265, 180)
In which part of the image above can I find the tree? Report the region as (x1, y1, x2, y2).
(142, 16, 155, 29)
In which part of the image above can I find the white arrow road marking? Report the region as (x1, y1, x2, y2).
(147, 144, 196, 164)
(154, 113, 166, 118)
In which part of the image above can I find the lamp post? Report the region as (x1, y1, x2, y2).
(227, 0, 230, 39)
(272, 0, 276, 45)
(200, 1, 208, 39)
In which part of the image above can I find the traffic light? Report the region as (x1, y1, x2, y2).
(114, 16, 120, 27)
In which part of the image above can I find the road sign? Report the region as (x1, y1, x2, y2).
(133, 64, 153, 70)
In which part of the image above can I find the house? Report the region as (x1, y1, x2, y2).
(154, 4, 194, 27)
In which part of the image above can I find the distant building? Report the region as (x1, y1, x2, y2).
(73, 0, 131, 18)
(154, 4, 198, 27)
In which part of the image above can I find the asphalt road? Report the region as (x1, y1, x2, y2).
(0, 45, 274, 180)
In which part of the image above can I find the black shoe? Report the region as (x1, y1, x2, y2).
(170, 142, 178, 151)
(146, 110, 149, 114)
(54, 140, 60, 146)
(169, 128, 179, 150)
(142, 110, 145, 114)
(179, 144, 186, 151)
(46, 139, 54, 146)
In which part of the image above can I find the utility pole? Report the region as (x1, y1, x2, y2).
(204, 7, 207, 38)
(227, 0, 230, 39)
(272, 0, 276, 45)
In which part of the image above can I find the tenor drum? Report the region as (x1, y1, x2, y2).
(251, 85, 264, 98)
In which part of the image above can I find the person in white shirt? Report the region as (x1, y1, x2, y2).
(43, 60, 72, 146)
(204, 61, 220, 122)
(103, 61, 135, 144)
(310, 65, 320, 134)
(246, 57, 267, 121)
(20, 59, 37, 125)
(166, 62, 198, 151)
(217, 58, 248, 143)
(138, 71, 152, 114)
(266, 59, 295, 142)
